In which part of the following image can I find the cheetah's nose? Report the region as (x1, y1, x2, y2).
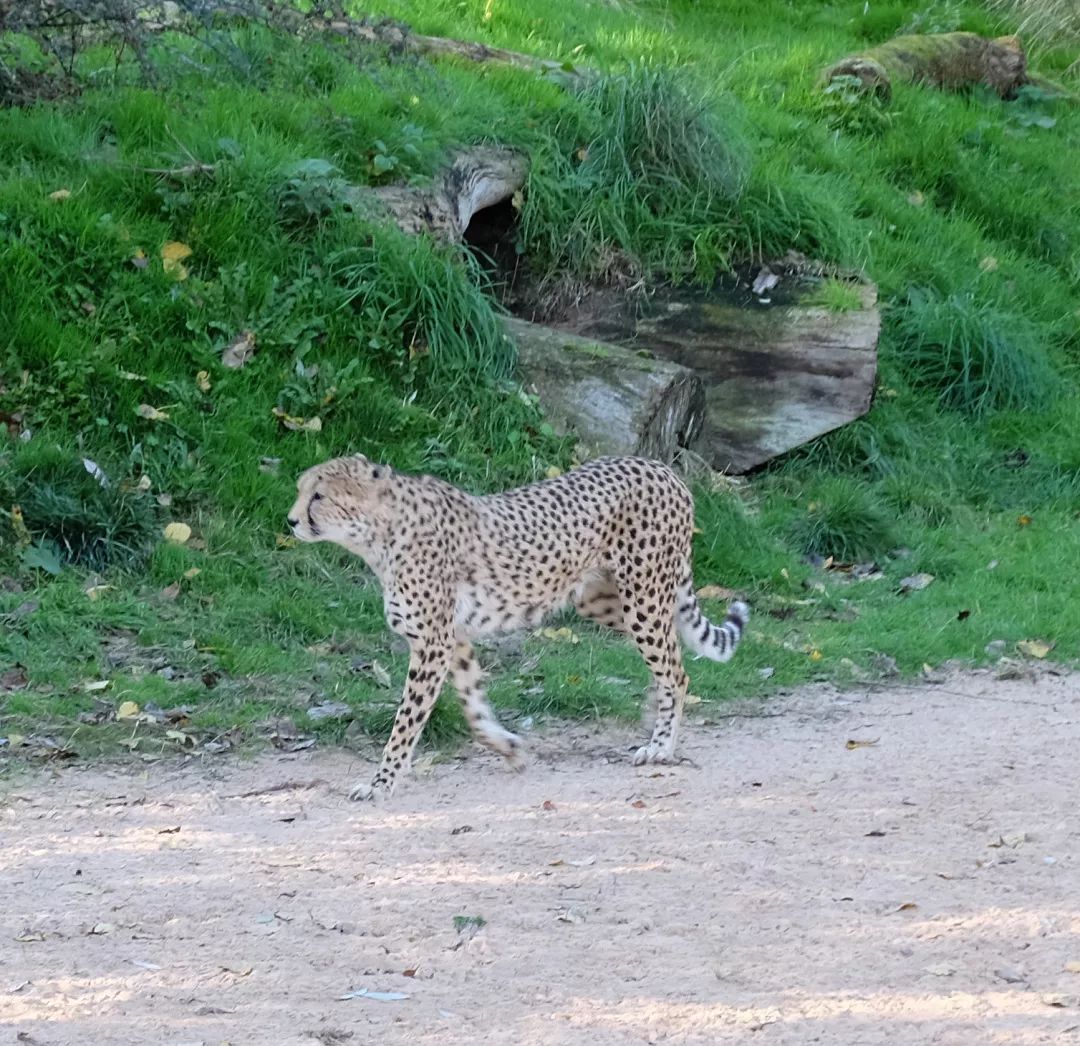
(287, 516, 299, 528)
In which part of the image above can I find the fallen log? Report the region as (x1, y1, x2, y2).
(346, 145, 527, 242)
(553, 260, 880, 474)
(504, 317, 705, 464)
(823, 32, 1028, 101)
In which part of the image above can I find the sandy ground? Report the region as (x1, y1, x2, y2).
(2, 669, 1079, 1046)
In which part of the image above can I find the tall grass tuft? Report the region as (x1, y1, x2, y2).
(1, 448, 158, 570)
(520, 63, 751, 285)
(891, 287, 1058, 417)
(788, 477, 898, 562)
(324, 228, 515, 386)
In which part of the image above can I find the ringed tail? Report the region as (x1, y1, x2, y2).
(675, 569, 748, 662)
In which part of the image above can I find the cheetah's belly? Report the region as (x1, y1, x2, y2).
(452, 566, 608, 640)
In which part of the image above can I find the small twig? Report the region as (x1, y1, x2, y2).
(223, 778, 328, 800)
(137, 161, 219, 179)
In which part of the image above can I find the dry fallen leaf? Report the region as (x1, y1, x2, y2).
(1017, 514, 1033, 527)
(899, 572, 935, 593)
(163, 522, 192, 545)
(136, 404, 169, 422)
(1017, 639, 1054, 659)
(979, 255, 999, 273)
(630, 799, 647, 809)
(84, 584, 111, 601)
(116, 701, 140, 720)
(159, 583, 181, 602)
(221, 330, 257, 369)
(808, 648, 823, 662)
(196, 370, 211, 393)
(544, 465, 562, 479)
(925, 962, 957, 977)
(161, 240, 192, 280)
(846, 738, 879, 750)
(183, 567, 201, 580)
(49, 188, 72, 201)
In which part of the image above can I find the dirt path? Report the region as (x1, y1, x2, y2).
(3, 670, 1079, 1045)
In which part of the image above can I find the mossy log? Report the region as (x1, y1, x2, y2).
(823, 32, 1028, 101)
(346, 146, 528, 242)
(503, 317, 705, 464)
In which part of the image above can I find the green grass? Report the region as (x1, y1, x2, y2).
(2, 0, 1079, 768)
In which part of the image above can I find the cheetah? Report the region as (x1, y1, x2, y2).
(287, 454, 748, 802)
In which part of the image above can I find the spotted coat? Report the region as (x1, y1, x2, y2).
(288, 454, 748, 801)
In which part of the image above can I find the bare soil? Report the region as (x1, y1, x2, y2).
(3, 670, 1079, 1045)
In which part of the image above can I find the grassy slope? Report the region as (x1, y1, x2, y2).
(1, 0, 1078, 758)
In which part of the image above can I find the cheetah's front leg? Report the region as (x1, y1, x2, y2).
(348, 639, 451, 802)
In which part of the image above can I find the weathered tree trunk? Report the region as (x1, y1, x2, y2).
(823, 32, 1028, 101)
(504, 317, 705, 465)
(347, 146, 527, 242)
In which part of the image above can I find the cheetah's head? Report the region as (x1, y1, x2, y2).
(287, 453, 392, 548)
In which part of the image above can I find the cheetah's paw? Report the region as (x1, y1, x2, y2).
(632, 743, 674, 767)
(348, 777, 394, 803)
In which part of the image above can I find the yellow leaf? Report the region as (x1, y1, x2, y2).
(136, 403, 169, 421)
(1017, 639, 1054, 659)
(692, 525, 703, 535)
(116, 700, 140, 720)
(182, 567, 201, 579)
(540, 627, 580, 644)
(49, 188, 72, 201)
(511, 189, 525, 212)
(846, 737, 879, 749)
(84, 584, 112, 601)
(82, 680, 110, 692)
(979, 256, 999, 273)
(545, 465, 563, 479)
(1017, 514, 1033, 527)
(275, 533, 297, 549)
(161, 241, 192, 280)
(696, 585, 737, 601)
(163, 522, 192, 545)
(196, 370, 211, 392)
(907, 191, 924, 207)
(809, 649, 823, 661)
(165, 729, 194, 746)
(271, 406, 321, 432)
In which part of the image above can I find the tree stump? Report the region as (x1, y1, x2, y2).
(504, 317, 705, 464)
